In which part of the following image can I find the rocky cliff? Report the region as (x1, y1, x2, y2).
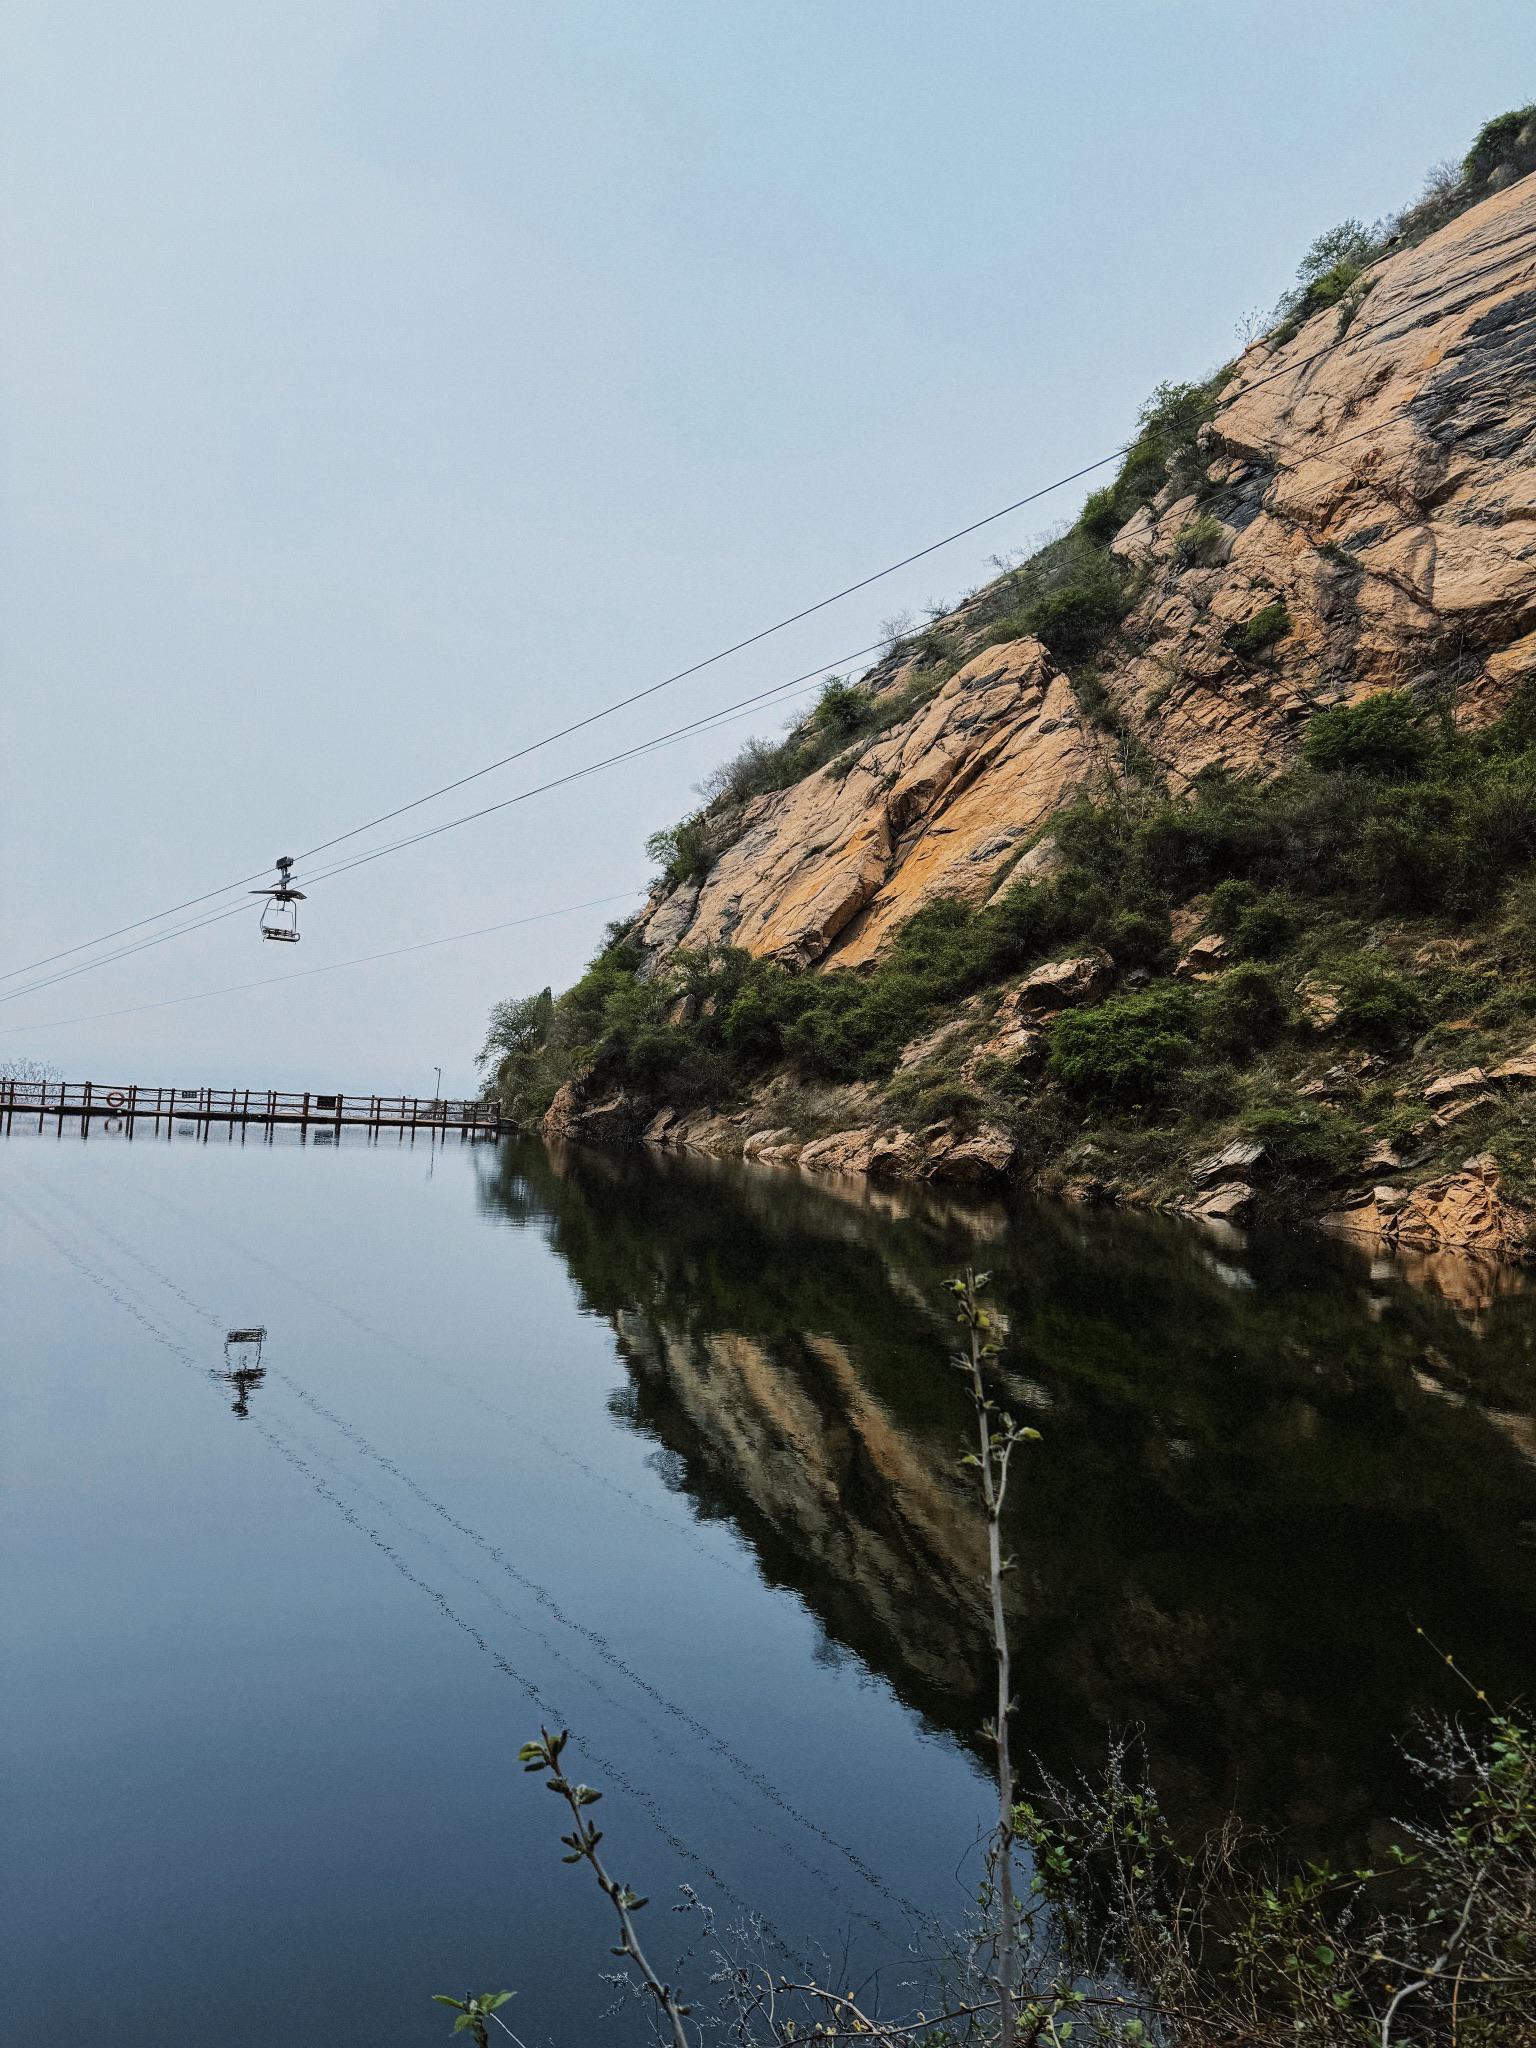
(492, 128, 1536, 1259)
(634, 171, 1536, 979)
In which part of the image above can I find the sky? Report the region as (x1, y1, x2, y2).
(4, 2, 1534, 1093)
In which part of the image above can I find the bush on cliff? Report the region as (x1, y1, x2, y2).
(1049, 985, 1198, 1104)
(1202, 962, 1287, 1055)
(1304, 690, 1433, 776)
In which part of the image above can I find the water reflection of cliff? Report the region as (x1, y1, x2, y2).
(477, 1140, 1536, 1856)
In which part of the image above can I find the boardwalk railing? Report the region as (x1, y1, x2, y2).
(1, 1079, 502, 1137)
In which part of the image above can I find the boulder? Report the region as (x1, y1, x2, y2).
(921, 1123, 1017, 1185)
(742, 1126, 803, 1166)
(1489, 1043, 1536, 1083)
(797, 1130, 878, 1177)
(1424, 1066, 1489, 1103)
(1183, 1181, 1254, 1225)
(1298, 1064, 1359, 1102)
(1295, 976, 1343, 1031)
(1014, 948, 1114, 1016)
(1324, 1169, 1532, 1259)
(1175, 933, 1229, 982)
(1013, 833, 1065, 884)
(1432, 1091, 1496, 1129)
(962, 996, 1048, 1080)
(895, 1016, 970, 1073)
(671, 1110, 748, 1156)
(1393, 1172, 1530, 1256)
(1109, 504, 1155, 564)
(866, 1127, 924, 1178)
(542, 1077, 649, 1145)
(1190, 1138, 1265, 1188)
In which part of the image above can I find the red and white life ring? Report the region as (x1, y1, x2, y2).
(105, 1090, 126, 1109)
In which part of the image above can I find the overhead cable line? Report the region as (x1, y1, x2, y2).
(68, 347, 1526, 993)
(0, 897, 651, 1032)
(0, 383, 1448, 1034)
(0, 893, 648, 1037)
(2, 343, 1511, 1014)
(5, 361, 1513, 1033)
(7, 251, 1517, 992)
(0, 647, 857, 1008)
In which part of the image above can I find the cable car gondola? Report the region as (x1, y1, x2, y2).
(251, 856, 305, 944)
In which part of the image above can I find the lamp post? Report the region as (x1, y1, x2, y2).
(433, 1065, 442, 1099)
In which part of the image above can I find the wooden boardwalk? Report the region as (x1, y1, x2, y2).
(1, 1079, 502, 1140)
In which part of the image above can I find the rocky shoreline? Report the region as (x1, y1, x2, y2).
(540, 1071, 1536, 1265)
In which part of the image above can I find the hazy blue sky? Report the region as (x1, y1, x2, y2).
(5, 3, 1533, 1091)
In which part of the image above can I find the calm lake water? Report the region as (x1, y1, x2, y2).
(5, 1121, 1536, 2044)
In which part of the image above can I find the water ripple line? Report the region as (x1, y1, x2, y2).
(19, 1167, 926, 1928)
(133, 1173, 762, 1582)
(272, 1407, 892, 1938)
(0, 1182, 778, 1936)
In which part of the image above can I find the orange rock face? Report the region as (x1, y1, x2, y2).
(634, 173, 1536, 981)
(1324, 1167, 1533, 1261)
(637, 638, 1097, 972)
(1112, 173, 1536, 776)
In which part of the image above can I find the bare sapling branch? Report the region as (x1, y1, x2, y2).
(518, 1726, 693, 2048)
(948, 1268, 1042, 2048)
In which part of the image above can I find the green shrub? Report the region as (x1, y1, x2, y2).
(1463, 103, 1536, 189)
(1295, 219, 1374, 290)
(1071, 667, 1114, 726)
(1208, 879, 1295, 957)
(1303, 257, 1365, 311)
(1102, 907, 1171, 969)
(1077, 485, 1123, 545)
(1331, 958, 1426, 1049)
(1303, 692, 1432, 776)
(1459, 756, 1536, 883)
(1206, 879, 1259, 934)
(1173, 515, 1224, 567)
(1201, 963, 1286, 1055)
(1083, 376, 1226, 539)
(1049, 985, 1197, 1104)
(1353, 786, 1462, 911)
(983, 538, 1128, 666)
(1225, 602, 1292, 660)
(1243, 1103, 1359, 1182)
(644, 815, 717, 886)
(1233, 896, 1296, 957)
(1174, 1061, 1240, 1121)
(884, 1069, 984, 1129)
(812, 677, 870, 736)
(1268, 221, 1376, 342)
(1132, 772, 1270, 893)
